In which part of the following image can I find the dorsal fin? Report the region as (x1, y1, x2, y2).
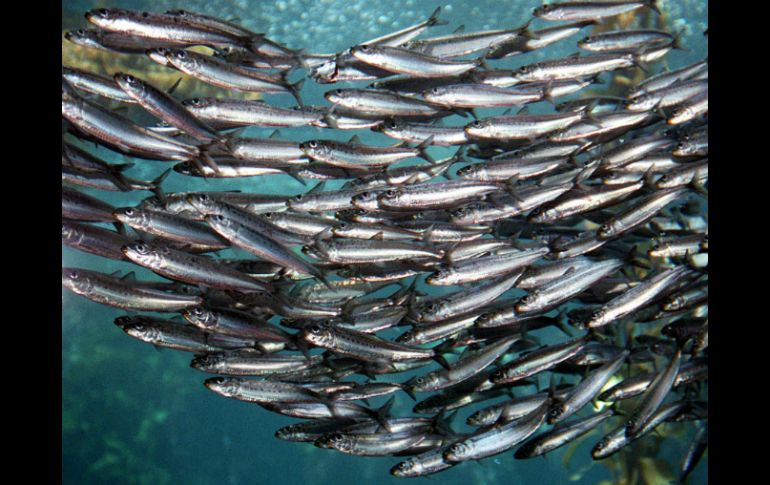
(453, 25, 465, 35)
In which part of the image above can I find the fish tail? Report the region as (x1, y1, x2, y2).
(645, 0, 662, 16)
(427, 6, 447, 27)
(148, 168, 172, 204)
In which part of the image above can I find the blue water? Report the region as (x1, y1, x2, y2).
(62, 1, 708, 483)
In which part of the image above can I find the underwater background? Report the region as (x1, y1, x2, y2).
(61, 0, 708, 483)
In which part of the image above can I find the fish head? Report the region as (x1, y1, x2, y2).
(301, 322, 335, 348)
(376, 188, 403, 209)
(61, 223, 81, 244)
(311, 61, 339, 84)
(204, 213, 231, 230)
(298, 140, 332, 160)
(463, 119, 492, 139)
(146, 48, 173, 66)
(186, 193, 219, 215)
(61, 268, 94, 294)
(166, 49, 200, 71)
(466, 408, 494, 427)
(287, 192, 311, 211)
(408, 373, 441, 393)
(328, 432, 354, 452)
(182, 98, 213, 109)
(514, 64, 537, 83)
(122, 242, 164, 268)
(190, 353, 220, 371)
(351, 190, 382, 211)
(597, 220, 622, 239)
(455, 163, 482, 179)
(64, 29, 99, 48)
(204, 377, 240, 397)
(114, 73, 149, 101)
(425, 269, 451, 286)
(591, 434, 621, 460)
(449, 205, 475, 224)
(443, 441, 471, 463)
(324, 88, 349, 105)
(181, 306, 217, 329)
(173, 162, 198, 176)
(586, 308, 607, 329)
(390, 460, 418, 478)
(375, 119, 402, 136)
(84, 8, 122, 28)
(395, 330, 418, 345)
(422, 86, 449, 104)
(122, 320, 161, 344)
(514, 292, 538, 313)
(474, 311, 499, 327)
(546, 401, 568, 425)
(113, 207, 148, 227)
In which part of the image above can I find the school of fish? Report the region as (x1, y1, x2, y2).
(62, 1, 708, 480)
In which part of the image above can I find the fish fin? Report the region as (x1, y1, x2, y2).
(348, 134, 361, 145)
(166, 77, 182, 95)
(308, 180, 327, 195)
(453, 25, 465, 34)
(281, 168, 308, 186)
(119, 271, 136, 282)
(112, 221, 126, 235)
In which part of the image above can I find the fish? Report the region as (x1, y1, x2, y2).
(121, 241, 270, 293)
(515, 409, 614, 458)
(350, 45, 483, 78)
(533, 1, 660, 22)
(62, 3, 707, 480)
(62, 268, 202, 312)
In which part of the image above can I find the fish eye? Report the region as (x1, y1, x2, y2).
(176, 51, 187, 59)
(141, 12, 150, 18)
(97, 8, 109, 16)
(338, 222, 347, 228)
(359, 45, 371, 53)
(308, 141, 318, 149)
(76, 29, 86, 35)
(385, 190, 396, 197)
(295, 194, 304, 201)
(471, 121, 482, 128)
(431, 88, 440, 95)
(310, 325, 321, 334)
(335, 89, 343, 95)
(124, 208, 135, 216)
(264, 212, 272, 219)
(387, 121, 397, 129)
(416, 377, 424, 384)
